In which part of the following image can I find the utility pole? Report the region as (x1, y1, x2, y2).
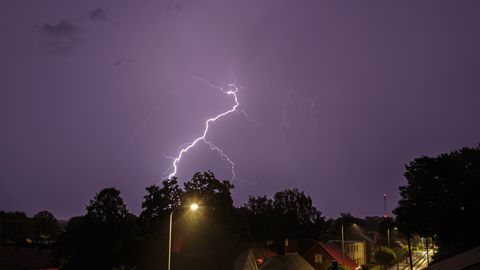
(341, 225, 345, 264)
(387, 228, 390, 247)
(383, 193, 390, 248)
(426, 238, 430, 265)
(407, 236, 413, 270)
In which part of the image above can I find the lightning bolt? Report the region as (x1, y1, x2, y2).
(281, 89, 318, 149)
(163, 76, 250, 181)
(118, 78, 192, 158)
(298, 94, 317, 141)
(281, 90, 292, 149)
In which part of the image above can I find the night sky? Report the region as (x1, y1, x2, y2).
(1, 1, 480, 219)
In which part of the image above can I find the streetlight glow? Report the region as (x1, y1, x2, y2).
(168, 202, 200, 270)
(190, 203, 199, 211)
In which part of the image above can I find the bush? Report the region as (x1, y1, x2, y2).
(374, 246, 396, 267)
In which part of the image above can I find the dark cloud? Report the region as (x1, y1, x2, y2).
(40, 20, 80, 38)
(168, 1, 182, 12)
(38, 20, 82, 53)
(114, 58, 135, 67)
(89, 8, 107, 21)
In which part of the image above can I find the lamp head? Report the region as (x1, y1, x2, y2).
(190, 203, 199, 211)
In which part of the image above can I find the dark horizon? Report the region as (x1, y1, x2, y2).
(1, 0, 480, 220)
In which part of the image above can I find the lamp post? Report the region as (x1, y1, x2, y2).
(341, 224, 345, 263)
(168, 203, 199, 270)
(425, 237, 430, 266)
(387, 227, 390, 247)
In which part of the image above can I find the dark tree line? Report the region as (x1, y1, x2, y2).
(48, 171, 239, 270)
(3, 145, 478, 269)
(0, 172, 405, 270)
(238, 188, 326, 242)
(0, 210, 59, 245)
(45, 171, 335, 270)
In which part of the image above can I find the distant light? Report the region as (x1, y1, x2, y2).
(190, 203, 199, 211)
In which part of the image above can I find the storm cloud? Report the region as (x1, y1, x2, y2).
(38, 20, 82, 53)
(2, 1, 480, 219)
(89, 8, 107, 21)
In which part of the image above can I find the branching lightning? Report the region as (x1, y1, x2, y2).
(163, 76, 252, 181)
(118, 90, 177, 158)
(281, 89, 318, 149)
(298, 94, 317, 137)
(281, 90, 292, 149)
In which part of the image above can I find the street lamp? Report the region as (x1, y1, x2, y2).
(168, 203, 199, 270)
(341, 223, 358, 266)
(341, 225, 345, 264)
(387, 227, 390, 247)
(190, 203, 199, 211)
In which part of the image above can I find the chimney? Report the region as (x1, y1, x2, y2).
(284, 239, 299, 254)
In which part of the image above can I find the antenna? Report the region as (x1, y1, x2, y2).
(383, 193, 388, 219)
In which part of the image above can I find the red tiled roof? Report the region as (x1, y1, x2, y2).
(320, 243, 359, 270)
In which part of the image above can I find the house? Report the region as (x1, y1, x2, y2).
(303, 242, 361, 270)
(234, 246, 313, 270)
(233, 249, 259, 270)
(329, 240, 367, 266)
(344, 223, 378, 263)
(251, 246, 278, 266)
(259, 253, 314, 270)
(423, 246, 480, 270)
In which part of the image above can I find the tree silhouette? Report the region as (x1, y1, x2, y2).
(273, 188, 323, 226)
(33, 210, 59, 240)
(140, 178, 183, 234)
(86, 187, 129, 224)
(53, 187, 137, 270)
(239, 195, 275, 241)
(240, 188, 325, 242)
(0, 211, 29, 244)
(374, 246, 396, 269)
(393, 146, 480, 261)
(182, 171, 234, 210)
(272, 188, 325, 239)
(174, 171, 239, 270)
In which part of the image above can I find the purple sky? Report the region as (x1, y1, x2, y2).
(1, 0, 480, 219)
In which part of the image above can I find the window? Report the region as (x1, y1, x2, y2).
(314, 254, 323, 264)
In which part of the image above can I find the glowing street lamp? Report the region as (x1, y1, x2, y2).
(168, 203, 199, 270)
(190, 203, 199, 211)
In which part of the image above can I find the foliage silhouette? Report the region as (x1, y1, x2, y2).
(374, 246, 396, 268)
(240, 188, 326, 243)
(53, 187, 138, 270)
(0, 211, 29, 244)
(393, 146, 480, 261)
(86, 187, 129, 224)
(140, 177, 182, 235)
(33, 210, 59, 240)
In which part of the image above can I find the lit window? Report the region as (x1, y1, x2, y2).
(314, 254, 323, 263)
